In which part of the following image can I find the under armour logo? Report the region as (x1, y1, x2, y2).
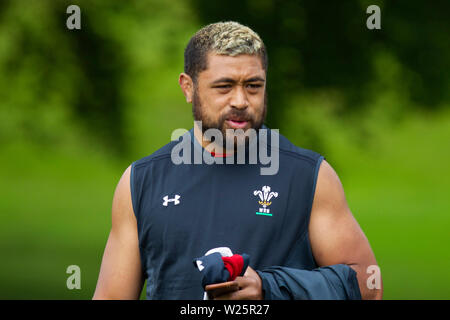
(162, 194, 181, 206)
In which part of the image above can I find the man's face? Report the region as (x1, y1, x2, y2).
(192, 52, 267, 140)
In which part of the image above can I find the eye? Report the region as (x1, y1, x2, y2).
(247, 83, 263, 89)
(214, 84, 232, 89)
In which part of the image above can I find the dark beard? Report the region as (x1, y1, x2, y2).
(192, 87, 267, 138)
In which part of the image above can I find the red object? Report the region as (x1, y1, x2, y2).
(222, 254, 244, 281)
(210, 151, 227, 157)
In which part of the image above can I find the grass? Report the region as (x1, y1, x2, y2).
(336, 110, 450, 299)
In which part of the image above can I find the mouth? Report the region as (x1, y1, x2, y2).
(225, 117, 250, 129)
(226, 119, 249, 129)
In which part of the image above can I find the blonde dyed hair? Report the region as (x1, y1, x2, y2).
(184, 21, 267, 81)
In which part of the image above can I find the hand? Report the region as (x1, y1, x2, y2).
(213, 266, 263, 300)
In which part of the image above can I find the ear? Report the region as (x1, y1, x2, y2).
(179, 73, 194, 103)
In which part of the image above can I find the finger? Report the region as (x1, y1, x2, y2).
(213, 277, 259, 300)
(212, 277, 247, 300)
(213, 287, 255, 300)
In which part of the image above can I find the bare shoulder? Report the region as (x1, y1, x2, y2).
(116, 165, 132, 192)
(111, 165, 136, 228)
(317, 159, 341, 185)
(312, 159, 349, 214)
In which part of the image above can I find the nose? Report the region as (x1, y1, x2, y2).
(230, 86, 248, 110)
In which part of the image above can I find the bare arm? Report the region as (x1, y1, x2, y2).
(309, 160, 383, 300)
(93, 165, 144, 299)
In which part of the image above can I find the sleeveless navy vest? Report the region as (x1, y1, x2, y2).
(130, 127, 324, 299)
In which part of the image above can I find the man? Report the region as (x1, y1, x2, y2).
(93, 21, 382, 300)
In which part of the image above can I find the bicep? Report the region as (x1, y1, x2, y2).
(308, 160, 382, 299)
(93, 165, 144, 300)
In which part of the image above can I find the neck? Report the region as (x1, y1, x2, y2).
(193, 122, 235, 156)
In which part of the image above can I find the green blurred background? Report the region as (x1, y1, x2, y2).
(0, 0, 449, 299)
